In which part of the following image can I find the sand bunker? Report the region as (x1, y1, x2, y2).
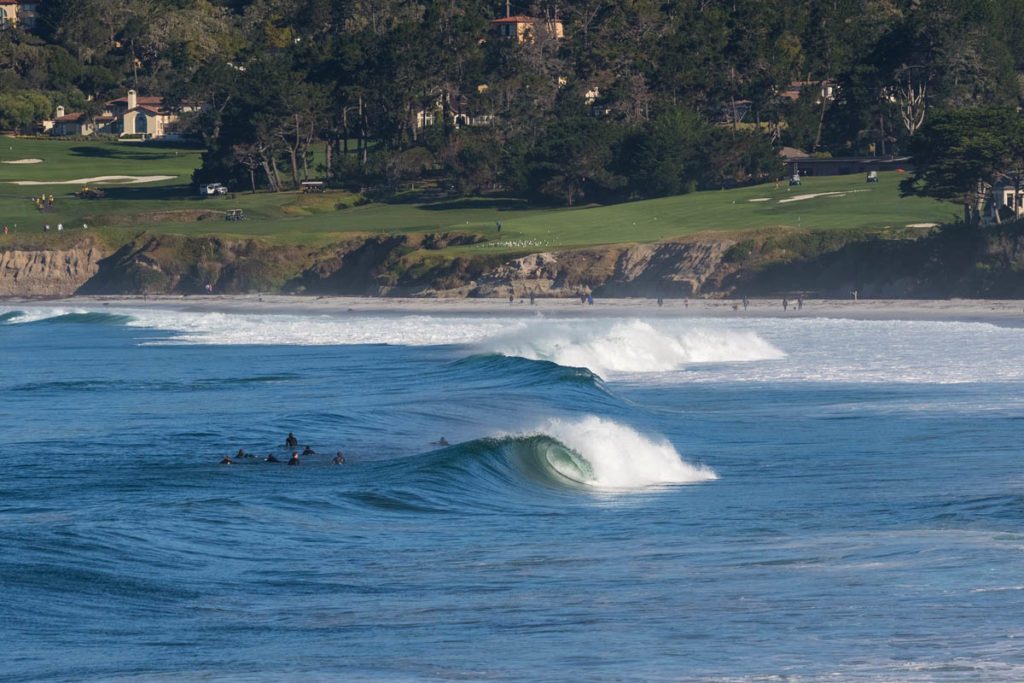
(778, 189, 870, 204)
(906, 223, 939, 228)
(779, 191, 846, 204)
(9, 175, 176, 186)
(2, 158, 43, 164)
(748, 198, 770, 202)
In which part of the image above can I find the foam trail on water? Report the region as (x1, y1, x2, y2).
(534, 415, 717, 488)
(486, 320, 784, 377)
(0, 307, 87, 324)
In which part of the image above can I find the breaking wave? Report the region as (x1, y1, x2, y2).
(482, 319, 785, 377)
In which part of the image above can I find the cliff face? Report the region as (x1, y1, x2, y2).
(4, 222, 1024, 299)
(0, 244, 104, 297)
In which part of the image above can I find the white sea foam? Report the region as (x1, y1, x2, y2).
(0, 308, 785, 377)
(7, 305, 1024, 385)
(538, 415, 717, 488)
(0, 307, 86, 323)
(484, 319, 785, 377)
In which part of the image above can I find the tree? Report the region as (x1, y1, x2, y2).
(901, 106, 1024, 224)
(619, 108, 705, 198)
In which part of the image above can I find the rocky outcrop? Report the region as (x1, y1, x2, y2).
(0, 245, 104, 297)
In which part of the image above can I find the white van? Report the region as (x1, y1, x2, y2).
(199, 183, 229, 196)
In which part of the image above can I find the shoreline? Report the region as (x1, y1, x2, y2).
(3, 294, 1024, 326)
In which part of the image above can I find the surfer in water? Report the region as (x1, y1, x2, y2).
(302, 445, 316, 456)
(220, 456, 234, 465)
(285, 432, 298, 448)
(434, 437, 450, 446)
(332, 452, 346, 465)
(266, 453, 280, 463)
(288, 452, 300, 466)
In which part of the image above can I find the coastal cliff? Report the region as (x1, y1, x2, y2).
(4, 222, 1024, 299)
(0, 244, 104, 297)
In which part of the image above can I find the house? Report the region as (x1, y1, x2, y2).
(491, 15, 564, 43)
(0, 1, 39, 28)
(49, 90, 195, 140)
(780, 80, 837, 103)
(107, 90, 191, 139)
(781, 147, 909, 177)
(50, 107, 94, 136)
(0, 1, 17, 27)
(989, 178, 1024, 221)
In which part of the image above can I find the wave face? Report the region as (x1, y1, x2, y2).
(528, 415, 716, 488)
(482, 319, 785, 377)
(355, 417, 715, 513)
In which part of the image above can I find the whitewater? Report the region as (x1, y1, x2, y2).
(3, 303, 1024, 681)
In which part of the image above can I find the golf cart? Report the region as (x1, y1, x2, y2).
(301, 181, 325, 193)
(789, 173, 802, 186)
(225, 209, 247, 222)
(866, 170, 879, 183)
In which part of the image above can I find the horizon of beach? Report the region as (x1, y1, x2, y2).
(3, 294, 1024, 327)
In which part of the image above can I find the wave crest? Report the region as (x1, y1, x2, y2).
(531, 416, 716, 488)
(484, 320, 784, 377)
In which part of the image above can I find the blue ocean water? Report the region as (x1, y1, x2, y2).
(2, 306, 1023, 682)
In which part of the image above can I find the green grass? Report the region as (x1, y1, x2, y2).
(0, 138, 959, 251)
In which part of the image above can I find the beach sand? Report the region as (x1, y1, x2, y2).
(5, 294, 1024, 327)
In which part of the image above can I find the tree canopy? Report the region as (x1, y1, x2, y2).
(3, 0, 1024, 204)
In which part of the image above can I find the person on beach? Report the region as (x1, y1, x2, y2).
(285, 432, 298, 448)
(587, 294, 594, 305)
(529, 292, 536, 305)
(684, 298, 689, 309)
(783, 298, 789, 311)
(657, 296, 664, 307)
(332, 452, 346, 465)
(288, 452, 300, 466)
(797, 296, 803, 310)
(266, 453, 280, 463)
(742, 296, 748, 311)
(302, 445, 316, 456)
(509, 293, 514, 305)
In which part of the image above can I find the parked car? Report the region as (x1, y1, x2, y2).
(199, 183, 229, 196)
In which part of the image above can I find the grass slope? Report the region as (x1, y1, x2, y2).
(0, 138, 958, 252)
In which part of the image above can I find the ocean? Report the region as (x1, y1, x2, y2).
(2, 304, 1023, 681)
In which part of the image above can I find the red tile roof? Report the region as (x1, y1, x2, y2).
(491, 15, 540, 24)
(107, 95, 164, 106)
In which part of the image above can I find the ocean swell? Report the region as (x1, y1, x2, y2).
(366, 416, 716, 512)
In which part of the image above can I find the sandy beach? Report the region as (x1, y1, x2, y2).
(4, 294, 1024, 327)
